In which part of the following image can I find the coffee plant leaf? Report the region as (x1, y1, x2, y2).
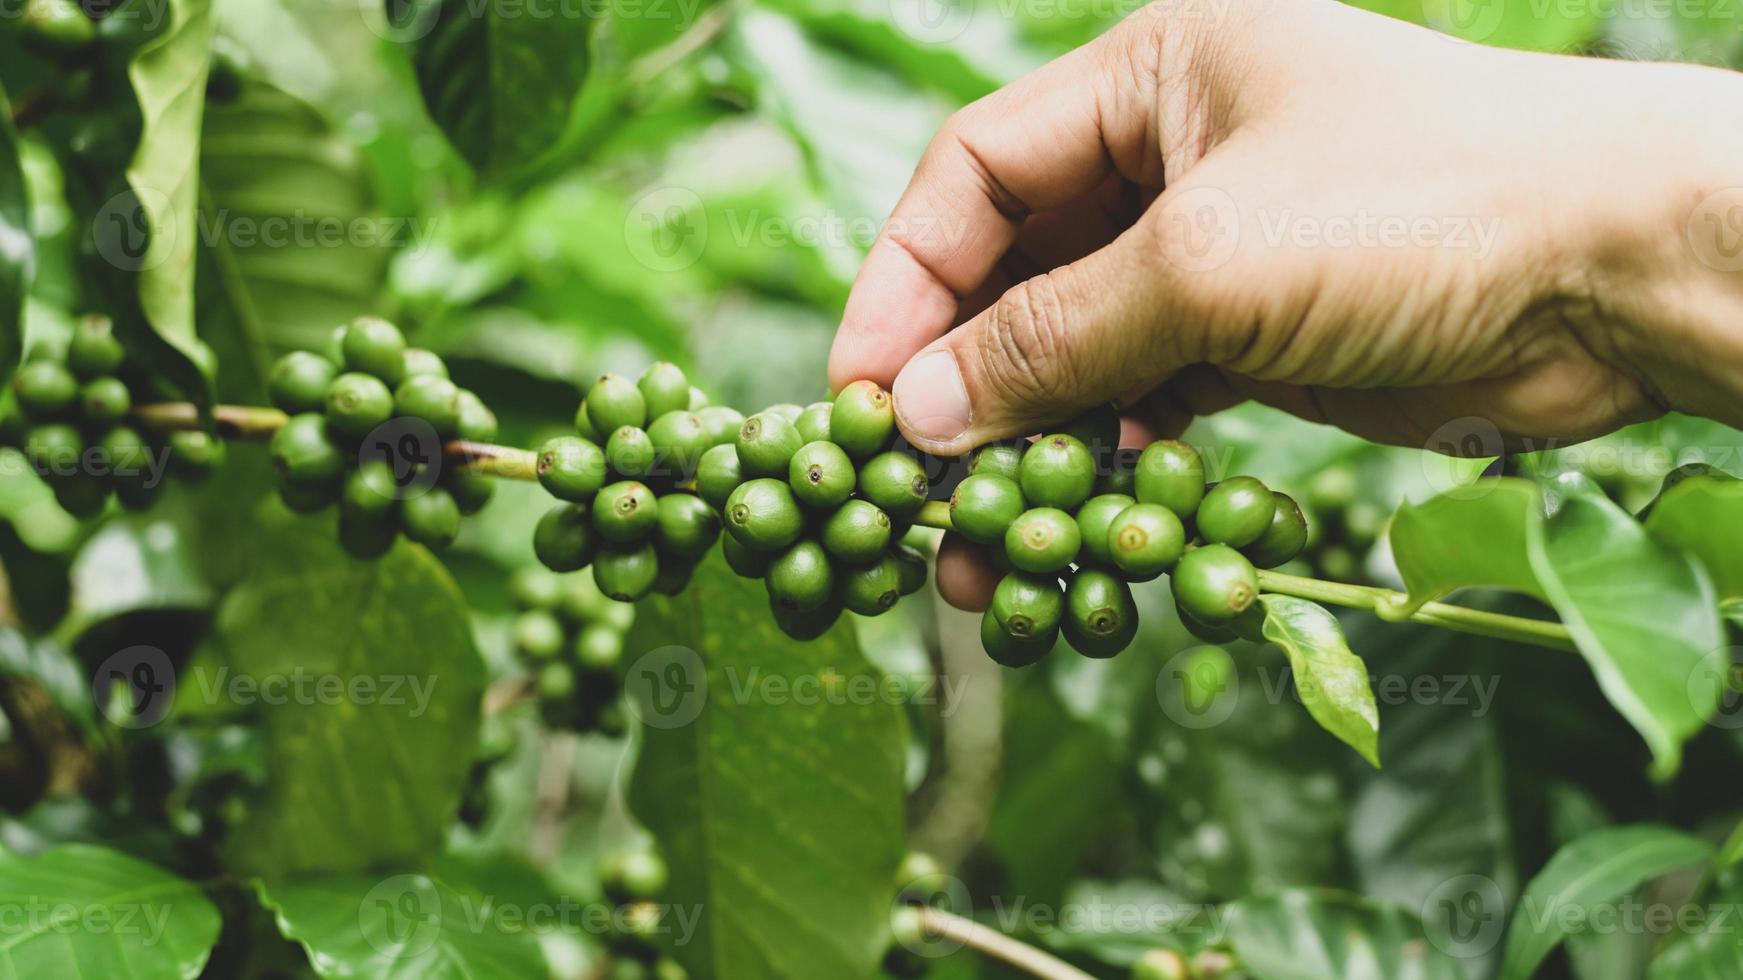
(410, 0, 594, 178)
(1500, 824, 1712, 980)
(1257, 595, 1381, 767)
(1348, 0, 1599, 54)
(0, 85, 31, 385)
(1042, 877, 1209, 966)
(1644, 475, 1743, 602)
(1526, 486, 1726, 779)
(1646, 867, 1743, 979)
(626, 550, 906, 980)
(1222, 887, 1463, 980)
(253, 856, 547, 979)
(215, 531, 485, 876)
(0, 843, 221, 978)
(1387, 477, 1545, 617)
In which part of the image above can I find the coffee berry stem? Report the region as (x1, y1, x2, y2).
(133, 402, 1573, 651)
(915, 907, 1097, 980)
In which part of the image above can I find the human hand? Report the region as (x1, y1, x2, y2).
(827, 0, 1743, 608)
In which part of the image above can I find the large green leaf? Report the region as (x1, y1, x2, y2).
(0, 85, 32, 385)
(0, 843, 221, 979)
(254, 855, 546, 979)
(1386, 478, 1544, 618)
(1647, 868, 1743, 979)
(1526, 487, 1724, 779)
(1222, 888, 1463, 980)
(1499, 825, 1713, 980)
(627, 550, 906, 980)
(212, 527, 486, 876)
(1645, 476, 1743, 602)
(199, 80, 390, 365)
(1257, 595, 1380, 766)
(410, 0, 594, 177)
(1348, 0, 1600, 53)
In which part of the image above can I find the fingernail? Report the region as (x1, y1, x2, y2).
(894, 350, 971, 445)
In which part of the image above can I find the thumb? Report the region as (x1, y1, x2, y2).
(889, 227, 1183, 455)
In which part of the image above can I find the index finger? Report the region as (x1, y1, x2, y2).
(827, 17, 1165, 392)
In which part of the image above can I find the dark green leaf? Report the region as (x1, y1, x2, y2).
(1500, 825, 1713, 980)
(213, 529, 486, 876)
(1646, 476, 1743, 602)
(1257, 595, 1380, 767)
(411, 0, 594, 177)
(0, 84, 32, 385)
(0, 843, 221, 978)
(1041, 878, 1213, 966)
(1222, 888, 1463, 980)
(64, 513, 214, 637)
(627, 550, 906, 980)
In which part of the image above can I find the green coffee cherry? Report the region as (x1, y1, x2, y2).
(100, 426, 153, 501)
(1134, 441, 1204, 517)
(338, 506, 396, 558)
(789, 440, 855, 510)
(514, 609, 566, 660)
(394, 375, 462, 437)
(652, 554, 700, 595)
(735, 412, 804, 478)
(638, 362, 691, 419)
(771, 594, 844, 640)
(536, 662, 577, 702)
(509, 566, 564, 609)
(561, 572, 632, 627)
(594, 543, 659, 602)
(401, 347, 448, 379)
(1074, 493, 1135, 567)
(1241, 491, 1308, 568)
(268, 350, 339, 411)
(534, 503, 598, 571)
(573, 399, 601, 442)
(647, 411, 710, 477)
(840, 554, 903, 616)
(67, 316, 125, 379)
(1019, 434, 1096, 511)
(78, 376, 131, 427)
(14, 360, 78, 419)
(322, 324, 348, 365)
(1062, 569, 1139, 659)
(950, 473, 1025, 545)
(723, 533, 773, 578)
(697, 406, 745, 446)
(766, 403, 804, 422)
(992, 571, 1065, 641)
(606, 425, 656, 478)
(1108, 503, 1185, 579)
(1131, 948, 1190, 980)
(586, 374, 647, 433)
(603, 850, 670, 903)
(270, 413, 342, 486)
(1171, 544, 1259, 624)
(341, 460, 399, 519)
(795, 401, 833, 443)
(892, 542, 928, 595)
(820, 499, 892, 563)
(324, 372, 395, 438)
(695, 444, 744, 508)
(1004, 507, 1081, 574)
(447, 471, 495, 515)
(25, 423, 83, 472)
(767, 539, 835, 611)
(1060, 403, 1121, 462)
(341, 316, 408, 383)
(968, 441, 1024, 482)
(592, 481, 659, 543)
(979, 608, 1053, 668)
(654, 493, 721, 558)
(401, 487, 461, 549)
(688, 386, 710, 411)
(830, 380, 895, 459)
(1197, 476, 1276, 547)
(725, 478, 804, 552)
(50, 468, 108, 518)
(537, 436, 607, 501)
(455, 390, 498, 442)
(573, 624, 624, 673)
(167, 430, 223, 478)
(279, 478, 339, 515)
(1096, 448, 1138, 496)
(858, 451, 928, 519)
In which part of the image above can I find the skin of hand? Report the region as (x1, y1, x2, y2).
(826, 0, 1743, 610)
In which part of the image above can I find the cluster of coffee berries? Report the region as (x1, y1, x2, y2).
(700, 381, 930, 639)
(1298, 465, 1383, 582)
(265, 317, 497, 558)
(506, 565, 635, 735)
(954, 433, 1307, 665)
(531, 363, 727, 600)
(598, 848, 687, 980)
(5, 314, 220, 516)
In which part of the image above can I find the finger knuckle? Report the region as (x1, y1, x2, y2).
(980, 275, 1072, 405)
